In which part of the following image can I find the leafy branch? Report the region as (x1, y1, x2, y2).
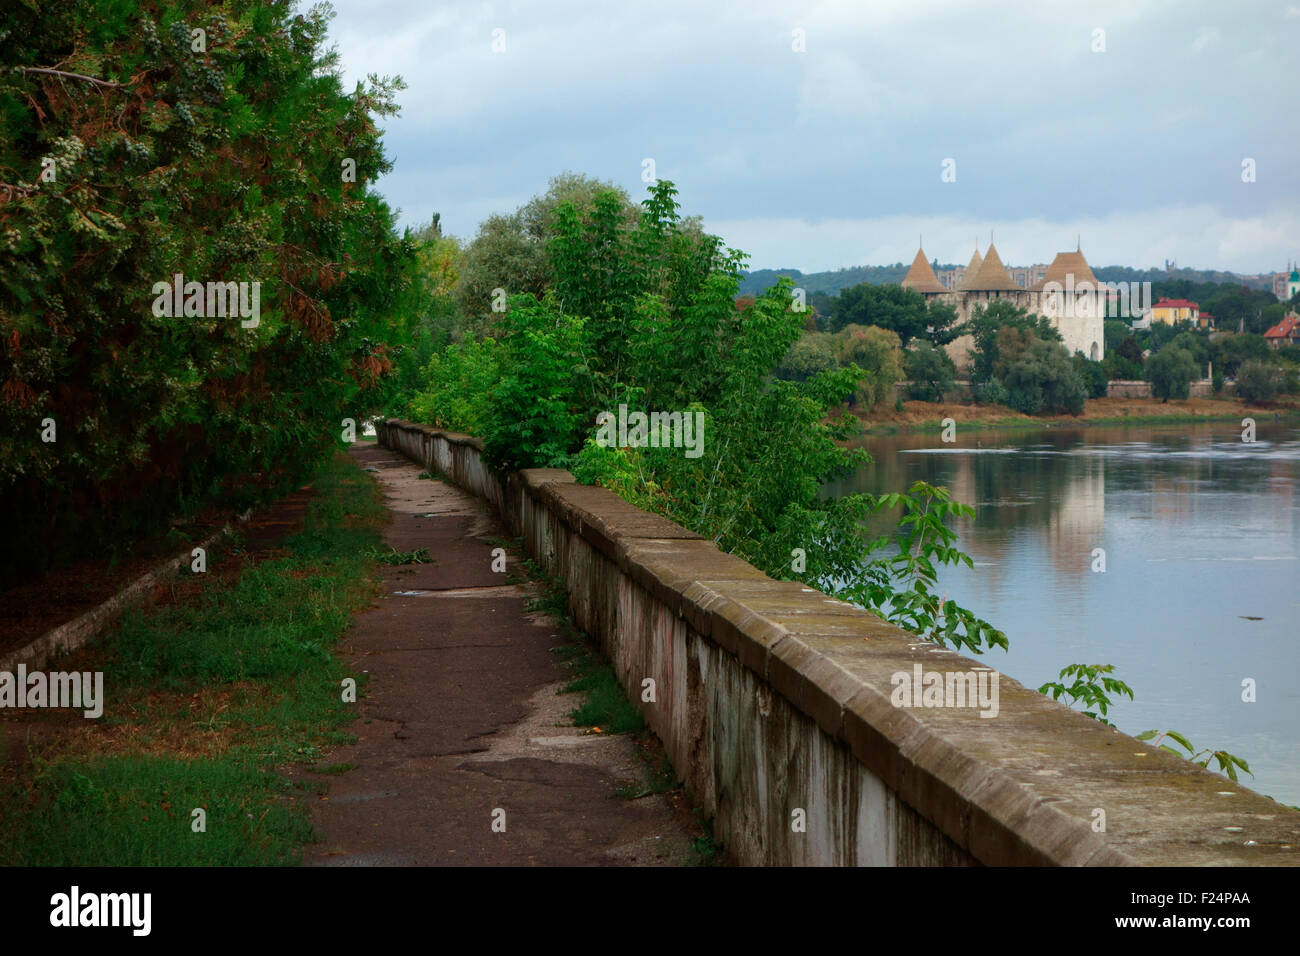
(1136, 729, 1253, 783)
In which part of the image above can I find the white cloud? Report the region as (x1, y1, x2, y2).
(1191, 26, 1221, 54)
(705, 204, 1300, 274)
(325, 0, 1300, 274)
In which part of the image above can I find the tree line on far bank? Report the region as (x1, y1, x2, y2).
(772, 283, 1300, 415)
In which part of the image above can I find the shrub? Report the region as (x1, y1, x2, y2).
(1146, 346, 1200, 401)
(833, 325, 904, 407)
(973, 377, 1010, 406)
(904, 341, 956, 402)
(406, 338, 501, 435)
(1235, 360, 1281, 404)
(1072, 353, 1109, 399)
(1002, 339, 1087, 415)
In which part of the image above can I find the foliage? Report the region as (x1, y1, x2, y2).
(1038, 664, 1134, 726)
(480, 296, 587, 470)
(1211, 333, 1270, 377)
(972, 377, 1010, 406)
(962, 300, 1061, 384)
(837, 482, 1006, 654)
(1103, 320, 1132, 351)
(827, 282, 958, 345)
(904, 340, 956, 402)
(454, 172, 637, 329)
(1072, 352, 1109, 399)
(1002, 339, 1087, 415)
(405, 336, 500, 434)
(0, 0, 417, 587)
(1235, 359, 1280, 404)
(409, 180, 1010, 653)
(1136, 730, 1253, 782)
(775, 331, 838, 382)
(833, 324, 904, 406)
(1102, 349, 1143, 381)
(1146, 345, 1200, 401)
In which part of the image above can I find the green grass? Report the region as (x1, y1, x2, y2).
(0, 452, 385, 866)
(552, 643, 646, 735)
(516, 555, 645, 735)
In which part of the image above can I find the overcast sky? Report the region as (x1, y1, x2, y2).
(325, 0, 1300, 274)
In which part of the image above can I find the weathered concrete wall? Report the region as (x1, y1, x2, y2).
(1108, 380, 1214, 399)
(378, 420, 1300, 866)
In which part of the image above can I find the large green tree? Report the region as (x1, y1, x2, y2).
(1146, 345, 1200, 400)
(829, 283, 958, 345)
(0, 0, 416, 586)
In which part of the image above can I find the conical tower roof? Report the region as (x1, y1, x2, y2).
(956, 246, 983, 290)
(963, 242, 1020, 291)
(901, 247, 946, 293)
(1028, 248, 1100, 291)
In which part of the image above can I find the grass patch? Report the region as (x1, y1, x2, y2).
(553, 643, 645, 735)
(515, 555, 644, 735)
(0, 451, 386, 866)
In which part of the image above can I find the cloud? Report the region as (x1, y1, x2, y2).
(704, 204, 1300, 274)
(1191, 26, 1221, 53)
(326, 0, 1300, 273)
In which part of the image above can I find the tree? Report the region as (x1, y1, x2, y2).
(1146, 346, 1200, 401)
(1116, 336, 1144, 367)
(0, 0, 417, 588)
(1168, 331, 1210, 375)
(1102, 350, 1143, 381)
(456, 173, 637, 326)
(833, 325, 905, 406)
(1103, 320, 1132, 350)
(777, 332, 838, 382)
(904, 341, 957, 402)
(1072, 353, 1109, 399)
(1235, 360, 1281, 404)
(962, 300, 1060, 384)
(1210, 333, 1270, 377)
(830, 283, 929, 343)
(1002, 339, 1087, 415)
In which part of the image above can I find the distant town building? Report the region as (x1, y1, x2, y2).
(936, 258, 1046, 292)
(902, 241, 1105, 363)
(1272, 265, 1300, 302)
(1263, 313, 1300, 348)
(1149, 298, 1200, 324)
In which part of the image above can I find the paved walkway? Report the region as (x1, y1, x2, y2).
(304, 443, 693, 865)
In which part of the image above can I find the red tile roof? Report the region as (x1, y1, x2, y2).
(1264, 314, 1300, 339)
(1153, 298, 1200, 310)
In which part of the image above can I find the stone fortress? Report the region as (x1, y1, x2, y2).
(901, 241, 1107, 365)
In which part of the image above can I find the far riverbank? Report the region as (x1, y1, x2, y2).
(849, 395, 1300, 435)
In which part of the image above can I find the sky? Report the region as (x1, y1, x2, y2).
(324, 0, 1300, 275)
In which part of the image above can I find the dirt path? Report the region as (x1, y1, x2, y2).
(303, 444, 695, 866)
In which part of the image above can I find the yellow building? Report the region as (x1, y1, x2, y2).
(1149, 298, 1199, 324)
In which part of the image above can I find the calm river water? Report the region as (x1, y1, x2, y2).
(825, 420, 1300, 807)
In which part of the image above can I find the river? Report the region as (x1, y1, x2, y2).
(825, 419, 1300, 808)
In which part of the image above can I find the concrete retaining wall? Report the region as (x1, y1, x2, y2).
(378, 420, 1300, 866)
(1108, 380, 1214, 399)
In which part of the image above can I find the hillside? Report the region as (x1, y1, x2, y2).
(740, 264, 1275, 297)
